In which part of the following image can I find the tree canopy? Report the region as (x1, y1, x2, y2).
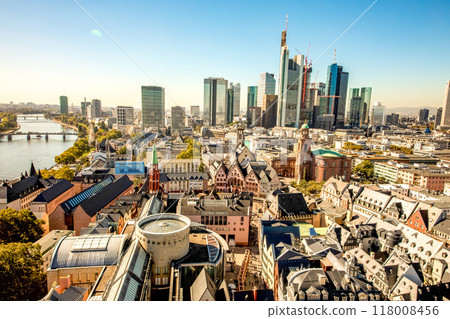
(0, 242, 47, 300)
(177, 139, 201, 159)
(343, 141, 364, 151)
(290, 180, 324, 197)
(352, 160, 374, 180)
(389, 145, 413, 154)
(40, 165, 75, 181)
(0, 208, 44, 244)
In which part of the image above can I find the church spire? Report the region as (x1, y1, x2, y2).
(29, 162, 37, 176)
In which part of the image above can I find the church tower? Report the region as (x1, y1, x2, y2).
(294, 122, 312, 182)
(236, 123, 245, 146)
(148, 145, 160, 193)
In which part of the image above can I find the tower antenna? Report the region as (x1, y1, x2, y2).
(285, 14, 288, 31)
(333, 48, 336, 63)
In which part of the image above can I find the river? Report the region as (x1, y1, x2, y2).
(0, 114, 78, 180)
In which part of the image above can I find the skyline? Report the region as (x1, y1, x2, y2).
(0, 0, 449, 111)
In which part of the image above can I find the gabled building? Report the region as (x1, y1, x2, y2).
(30, 180, 76, 234)
(50, 176, 134, 235)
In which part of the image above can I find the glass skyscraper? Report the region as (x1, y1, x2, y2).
(371, 102, 386, 126)
(203, 77, 228, 126)
(257, 73, 276, 109)
(227, 88, 234, 124)
(325, 63, 349, 129)
(142, 86, 165, 129)
(360, 87, 372, 125)
(247, 86, 258, 108)
(59, 96, 68, 114)
(231, 82, 240, 117)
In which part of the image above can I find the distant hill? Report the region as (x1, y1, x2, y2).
(385, 106, 439, 115)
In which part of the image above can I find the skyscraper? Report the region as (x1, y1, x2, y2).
(91, 99, 102, 118)
(345, 87, 372, 127)
(418, 108, 430, 122)
(59, 96, 68, 114)
(117, 106, 134, 126)
(360, 87, 372, 125)
(257, 73, 276, 108)
(230, 82, 240, 117)
(171, 106, 185, 135)
(277, 52, 306, 128)
(247, 86, 258, 108)
(436, 107, 443, 127)
(190, 105, 200, 116)
(346, 88, 360, 125)
(440, 81, 450, 127)
(325, 63, 348, 129)
(262, 94, 278, 129)
(203, 77, 228, 126)
(370, 102, 386, 126)
(81, 98, 90, 117)
(142, 86, 165, 129)
(348, 97, 363, 127)
(227, 88, 234, 124)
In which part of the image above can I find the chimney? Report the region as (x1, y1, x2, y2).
(319, 274, 327, 286)
(253, 286, 258, 301)
(370, 251, 375, 258)
(56, 275, 71, 294)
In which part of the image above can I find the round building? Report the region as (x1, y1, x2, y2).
(137, 214, 191, 286)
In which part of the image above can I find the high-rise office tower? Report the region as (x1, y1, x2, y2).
(190, 105, 200, 116)
(257, 73, 276, 108)
(360, 87, 372, 125)
(230, 83, 240, 117)
(345, 87, 372, 127)
(81, 98, 90, 117)
(348, 97, 363, 127)
(227, 88, 234, 124)
(392, 113, 400, 125)
(370, 102, 386, 126)
(247, 86, 258, 108)
(436, 107, 443, 127)
(441, 81, 450, 126)
(346, 88, 360, 124)
(418, 108, 430, 122)
(277, 45, 306, 128)
(325, 63, 348, 129)
(203, 77, 228, 126)
(262, 94, 278, 129)
(142, 86, 165, 129)
(117, 106, 134, 126)
(59, 96, 68, 114)
(171, 106, 185, 135)
(277, 26, 291, 127)
(91, 99, 102, 118)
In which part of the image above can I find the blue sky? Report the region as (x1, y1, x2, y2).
(0, 0, 449, 112)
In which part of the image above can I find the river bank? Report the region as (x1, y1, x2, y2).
(51, 119, 79, 132)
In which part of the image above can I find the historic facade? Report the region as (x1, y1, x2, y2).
(294, 124, 352, 182)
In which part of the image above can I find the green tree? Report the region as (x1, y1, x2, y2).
(55, 151, 76, 165)
(105, 129, 122, 140)
(199, 162, 205, 173)
(343, 141, 364, 151)
(41, 166, 75, 181)
(0, 208, 44, 244)
(290, 180, 324, 197)
(0, 242, 47, 300)
(99, 121, 107, 131)
(352, 160, 374, 180)
(389, 145, 413, 155)
(118, 146, 127, 154)
(177, 139, 201, 159)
